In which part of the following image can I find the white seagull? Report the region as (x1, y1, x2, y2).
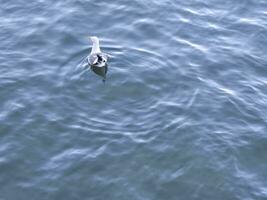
(87, 36, 110, 68)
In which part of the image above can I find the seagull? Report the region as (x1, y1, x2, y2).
(87, 36, 110, 82)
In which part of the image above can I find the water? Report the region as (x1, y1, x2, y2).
(1, 0, 267, 199)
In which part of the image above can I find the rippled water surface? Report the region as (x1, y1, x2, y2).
(1, 0, 267, 199)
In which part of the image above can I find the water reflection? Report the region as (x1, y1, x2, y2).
(90, 64, 108, 82)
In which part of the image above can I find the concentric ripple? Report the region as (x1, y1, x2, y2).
(1, 0, 267, 200)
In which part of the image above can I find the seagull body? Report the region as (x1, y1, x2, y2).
(87, 36, 109, 68)
(87, 36, 110, 82)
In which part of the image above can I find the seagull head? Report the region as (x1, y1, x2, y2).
(89, 36, 99, 44)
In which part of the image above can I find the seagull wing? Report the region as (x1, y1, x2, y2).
(88, 54, 98, 65)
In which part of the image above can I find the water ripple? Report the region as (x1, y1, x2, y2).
(1, 0, 267, 199)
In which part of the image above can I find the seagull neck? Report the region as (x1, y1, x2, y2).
(91, 40, 101, 54)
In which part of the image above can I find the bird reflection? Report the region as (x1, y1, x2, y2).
(90, 64, 108, 82)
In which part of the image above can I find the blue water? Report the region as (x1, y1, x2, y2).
(1, 0, 267, 199)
